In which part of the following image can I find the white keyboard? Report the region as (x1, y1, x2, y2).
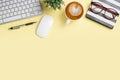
(0, 0, 43, 24)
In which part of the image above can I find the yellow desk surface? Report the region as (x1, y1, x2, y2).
(0, 0, 120, 80)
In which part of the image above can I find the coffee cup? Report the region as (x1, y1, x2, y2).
(65, 1, 84, 24)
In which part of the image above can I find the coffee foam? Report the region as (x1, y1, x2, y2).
(65, 2, 84, 20)
(69, 4, 82, 16)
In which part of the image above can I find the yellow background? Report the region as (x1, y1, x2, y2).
(0, 0, 120, 80)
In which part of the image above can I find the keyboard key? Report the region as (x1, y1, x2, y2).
(22, 14, 27, 18)
(0, 20, 3, 24)
(0, 16, 2, 19)
(4, 15, 22, 23)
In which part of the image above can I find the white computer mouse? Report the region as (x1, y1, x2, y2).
(36, 15, 54, 38)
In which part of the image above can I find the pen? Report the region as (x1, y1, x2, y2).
(9, 22, 37, 30)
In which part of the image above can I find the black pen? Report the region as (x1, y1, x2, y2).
(9, 22, 37, 30)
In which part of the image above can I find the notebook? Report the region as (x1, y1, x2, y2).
(86, 0, 120, 29)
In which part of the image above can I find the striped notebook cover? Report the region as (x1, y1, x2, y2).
(86, 0, 120, 29)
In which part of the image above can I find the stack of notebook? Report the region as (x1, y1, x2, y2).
(86, 0, 120, 29)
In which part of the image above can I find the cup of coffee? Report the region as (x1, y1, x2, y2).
(65, 1, 84, 24)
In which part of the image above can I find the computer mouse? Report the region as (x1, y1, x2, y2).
(36, 15, 54, 38)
